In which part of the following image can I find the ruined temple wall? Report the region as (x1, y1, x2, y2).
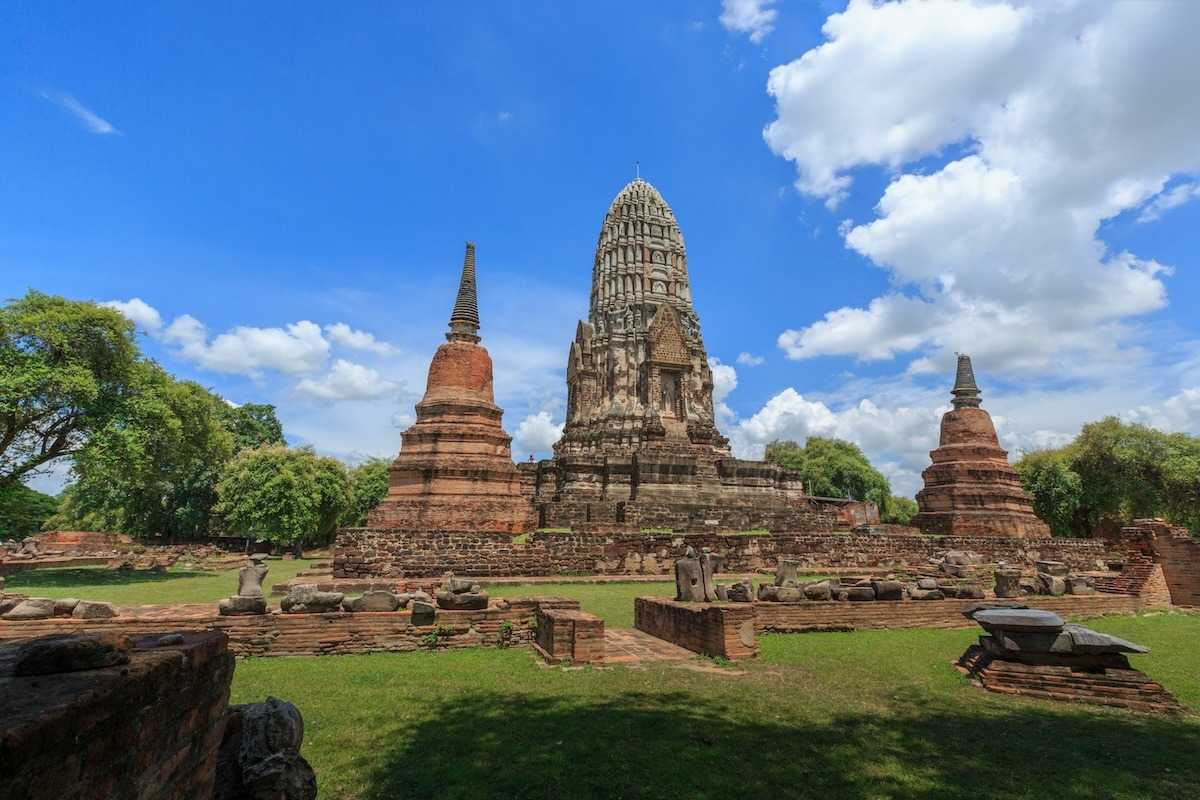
(0, 632, 233, 800)
(333, 528, 1111, 579)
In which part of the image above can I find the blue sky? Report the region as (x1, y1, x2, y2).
(4, 1, 1200, 496)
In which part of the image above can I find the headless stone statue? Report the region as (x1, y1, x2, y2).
(674, 546, 705, 602)
(699, 548, 721, 602)
(774, 559, 801, 587)
(237, 555, 269, 598)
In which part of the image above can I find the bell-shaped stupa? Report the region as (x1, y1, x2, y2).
(912, 355, 1050, 539)
(367, 243, 534, 534)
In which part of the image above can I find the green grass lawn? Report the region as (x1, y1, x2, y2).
(3, 558, 315, 606)
(230, 612, 1200, 800)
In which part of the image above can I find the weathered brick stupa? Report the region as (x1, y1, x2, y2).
(912, 355, 1050, 539)
(367, 243, 535, 534)
(523, 178, 873, 532)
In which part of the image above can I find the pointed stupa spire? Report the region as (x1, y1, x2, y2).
(951, 353, 982, 408)
(447, 241, 480, 343)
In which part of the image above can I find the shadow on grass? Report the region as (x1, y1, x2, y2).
(361, 688, 1199, 800)
(5, 568, 216, 590)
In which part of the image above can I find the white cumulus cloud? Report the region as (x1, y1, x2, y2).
(720, 0, 779, 43)
(101, 298, 163, 333)
(294, 359, 397, 402)
(324, 322, 396, 355)
(736, 352, 765, 366)
(512, 411, 563, 458)
(764, 0, 1199, 379)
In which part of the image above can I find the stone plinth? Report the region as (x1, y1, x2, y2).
(0, 632, 234, 799)
(366, 243, 535, 535)
(634, 596, 757, 660)
(533, 607, 605, 666)
(913, 356, 1049, 539)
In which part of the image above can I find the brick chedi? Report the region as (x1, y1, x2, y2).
(524, 178, 867, 532)
(367, 243, 535, 534)
(912, 355, 1050, 539)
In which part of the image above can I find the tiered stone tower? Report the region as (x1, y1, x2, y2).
(556, 178, 726, 456)
(912, 355, 1050, 539)
(367, 243, 535, 534)
(526, 179, 870, 532)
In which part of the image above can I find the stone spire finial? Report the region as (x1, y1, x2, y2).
(951, 353, 982, 408)
(447, 241, 480, 343)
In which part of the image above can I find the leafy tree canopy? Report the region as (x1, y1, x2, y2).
(764, 437, 893, 513)
(50, 361, 235, 539)
(0, 482, 59, 540)
(1014, 417, 1200, 536)
(339, 457, 391, 527)
(219, 402, 285, 453)
(0, 291, 139, 486)
(216, 444, 350, 550)
(881, 495, 918, 525)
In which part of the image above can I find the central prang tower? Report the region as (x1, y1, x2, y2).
(524, 178, 871, 533)
(555, 178, 728, 456)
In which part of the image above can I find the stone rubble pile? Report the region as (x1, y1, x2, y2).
(1, 594, 116, 621)
(435, 572, 489, 610)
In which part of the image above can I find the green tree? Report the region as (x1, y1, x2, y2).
(881, 495, 918, 525)
(219, 402, 285, 453)
(216, 444, 350, 555)
(1161, 432, 1200, 532)
(339, 457, 391, 527)
(53, 361, 234, 539)
(764, 437, 892, 513)
(0, 291, 139, 486)
(0, 482, 59, 539)
(1013, 448, 1085, 537)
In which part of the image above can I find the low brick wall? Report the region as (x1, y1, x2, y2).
(753, 593, 1149, 633)
(334, 528, 1112, 579)
(533, 607, 605, 666)
(0, 598, 581, 658)
(634, 597, 758, 660)
(0, 631, 234, 800)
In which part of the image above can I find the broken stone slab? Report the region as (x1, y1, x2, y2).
(774, 559, 801, 587)
(845, 586, 876, 602)
(1035, 573, 1067, 597)
(1064, 624, 1149, 655)
(72, 601, 117, 620)
(53, 598, 80, 617)
(342, 590, 401, 613)
(442, 573, 479, 594)
(410, 600, 436, 626)
(803, 580, 832, 601)
(916, 577, 939, 590)
(909, 588, 945, 601)
(219, 596, 268, 616)
(725, 580, 753, 603)
(944, 550, 982, 566)
(971, 608, 1064, 634)
(1067, 575, 1096, 595)
(993, 567, 1023, 598)
(1036, 560, 1069, 577)
(775, 586, 804, 603)
(409, 590, 432, 605)
(2, 598, 57, 620)
(281, 585, 344, 614)
(756, 584, 779, 602)
(436, 591, 488, 611)
(12, 633, 131, 676)
(871, 580, 904, 601)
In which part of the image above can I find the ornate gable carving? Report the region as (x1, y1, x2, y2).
(649, 305, 690, 367)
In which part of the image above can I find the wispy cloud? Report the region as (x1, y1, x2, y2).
(39, 90, 121, 135)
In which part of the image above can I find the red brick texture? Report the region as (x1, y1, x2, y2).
(334, 528, 1112, 579)
(913, 406, 1050, 539)
(634, 597, 758, 660)
(533, 607, 605, 666)
(0, 631, 234, 800)
(0, 598, 582, 658)
(1098, 521, 1200, 607)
